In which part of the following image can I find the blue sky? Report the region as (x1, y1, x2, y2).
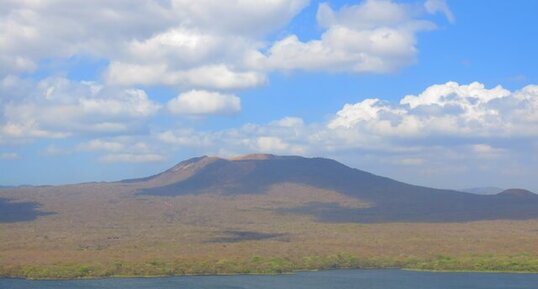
(1, 0, 537, 191)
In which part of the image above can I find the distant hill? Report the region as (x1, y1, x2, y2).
(497, 188, 537, 197)
(461, 187, 504, 195)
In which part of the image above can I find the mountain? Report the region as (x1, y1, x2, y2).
(2, 154, 537, 224)
(132, 154, 538, 223)
(2, 154, 538, 278)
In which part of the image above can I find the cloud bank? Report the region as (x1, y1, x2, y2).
(0, 76, 160, 142)
(0, 0, 454, 145)
(167, 90, 241, 115)
(1, 0, 450, 88)
(329, 82, 538, 138)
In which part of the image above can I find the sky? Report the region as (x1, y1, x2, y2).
(1, 0, 537, 192)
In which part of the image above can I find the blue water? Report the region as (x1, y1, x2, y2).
(1, 269, 537, 289)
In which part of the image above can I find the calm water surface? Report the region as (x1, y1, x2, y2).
(1, 269, 538, 289)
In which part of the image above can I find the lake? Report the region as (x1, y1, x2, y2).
(1, 269, 538, 289)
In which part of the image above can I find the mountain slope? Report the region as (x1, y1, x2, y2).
(134, 154, 538, 223)
(1, 154, 537, 224)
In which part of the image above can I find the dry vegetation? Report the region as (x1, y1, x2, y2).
(1, 182, 538, 279)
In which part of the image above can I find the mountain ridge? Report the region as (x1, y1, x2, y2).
(1, 154, 537, 224)
(131, 154, 538, 223)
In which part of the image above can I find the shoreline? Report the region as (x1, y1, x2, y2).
(3, 265, 538, 281)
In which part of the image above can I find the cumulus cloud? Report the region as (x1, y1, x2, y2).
(257, 0, 439, 73)
(167, 90, 241, 115)
(256, 136, 288, 152)
(103, 25, 268, 89)
(329, 81, 538, 138)
(0, 0, 454, 147)
(1, 0, 307, 70)
(0, 0, 309, 88)
(469, 144, 505, 159)
(0, 77, 160, 142)
(425, 0, 455, 23)
(158, 115, 308, 155)
(0, 0, 170, 77)
(169, 0, 309, 37)
(101, 0, 307, 89)
(1, 0, 451, 88)
(271, 117, 305, 128)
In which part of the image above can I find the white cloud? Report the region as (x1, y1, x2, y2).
(78, 139, 125, 152)
(425, 0, 455, 23)
(167, 90, 241, 115)
(67, 136, 165, 163)
(99, 153, 164, 163)
(2, 0, 306, 70)
(0, 77, 160, 141)
(0, 0, 310, 88)
(258, 0, 438, 73)
(329, 81, 538, 138)
(126, 28, 228, 65)
(271, 117, 304, 128)
(100, 0, 306, 89)
(158, 116, 309, 155)
(2, 0, 450, 88)
(107, 63, 266, 89)
(257, 136, 293, 153)
(400, 81, 510, 108)
(0, 0, 171, 76)
(170, 0, 309, 37)
(173, 65, 266, 90)
(469, 144, 504, 159)
(0, 122, 69, 142)
(13, 79, 533, 169)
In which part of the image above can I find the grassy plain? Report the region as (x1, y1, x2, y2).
(1, 182, 538, 279)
